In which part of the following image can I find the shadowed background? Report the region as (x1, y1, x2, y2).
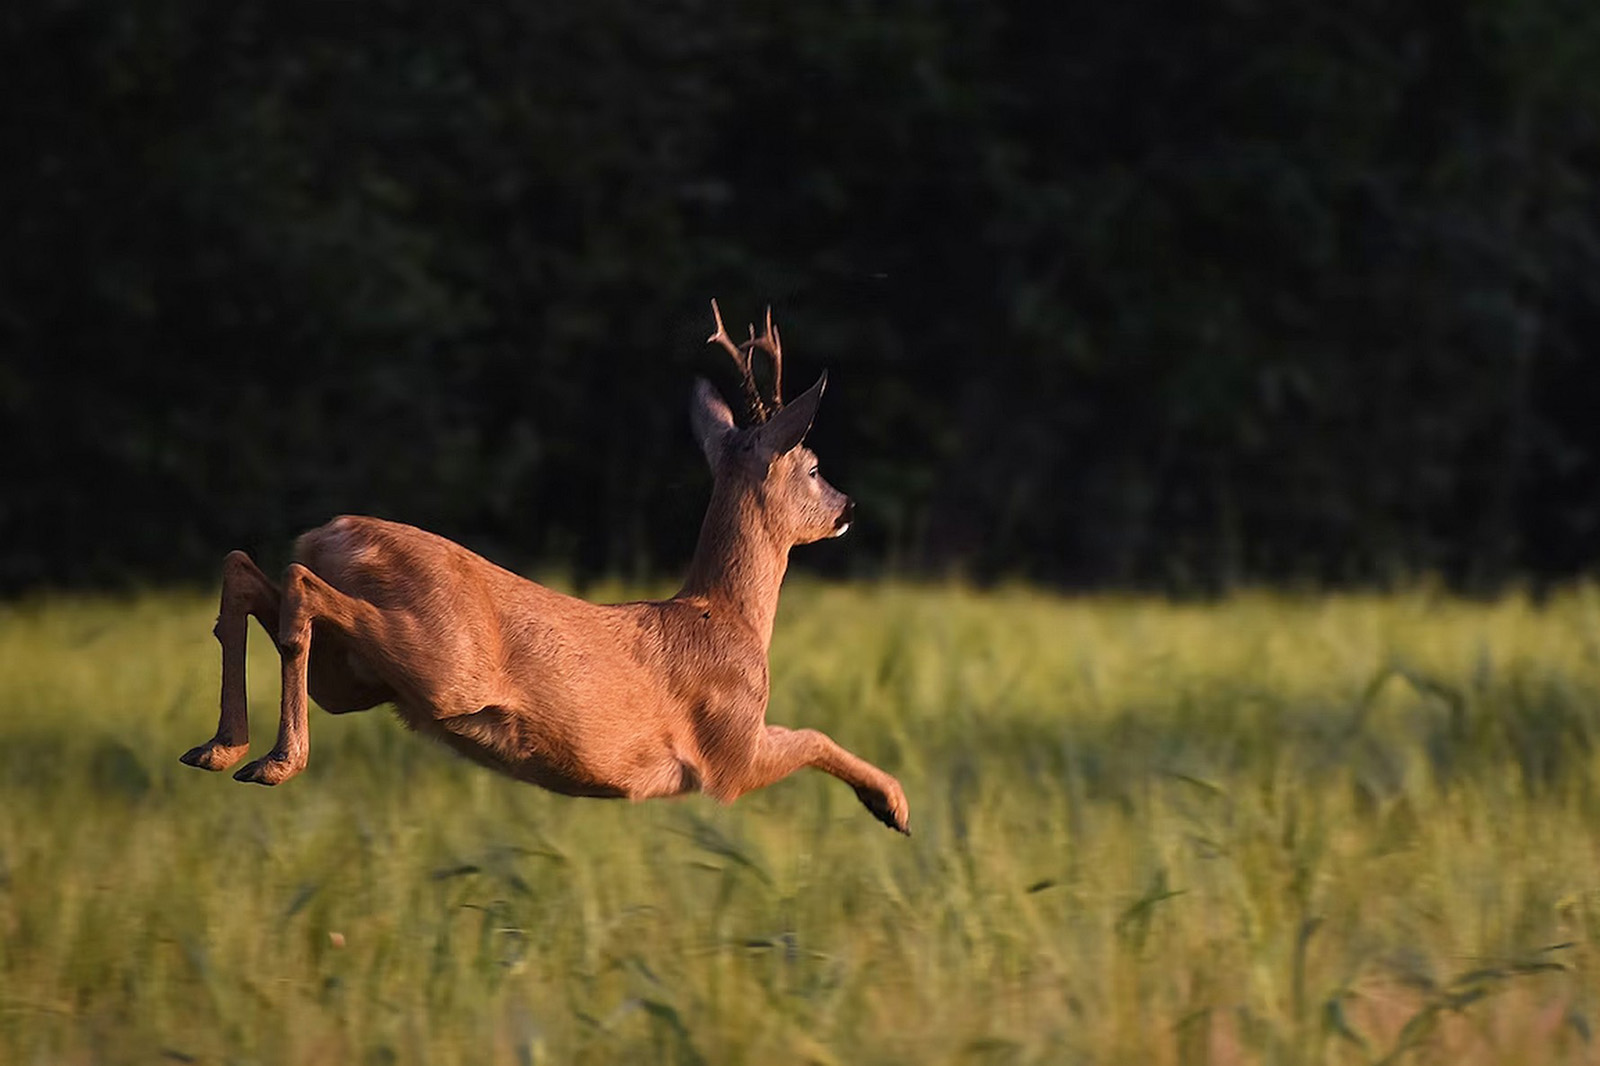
(4, 0, 1599, 593)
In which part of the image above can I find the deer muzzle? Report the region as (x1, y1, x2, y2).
(832, 499, 854, 538)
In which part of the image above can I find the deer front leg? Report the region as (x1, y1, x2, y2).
(731, 725, 910, 834)
(234, 563, 389, 786)
(181, 550, 281, 772)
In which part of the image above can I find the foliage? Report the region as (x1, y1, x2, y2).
(5, 583, 1600, 1061)
(3, 2, 1600, 591)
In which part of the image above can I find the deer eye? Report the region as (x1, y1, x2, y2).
(808, 465, 819, 478)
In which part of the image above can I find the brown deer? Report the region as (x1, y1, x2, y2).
(179, 301, 910, 834)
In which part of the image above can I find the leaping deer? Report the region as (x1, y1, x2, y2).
(179, 301, 910, 834)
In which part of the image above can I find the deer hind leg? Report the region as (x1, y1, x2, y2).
(307, 622, 395, 715)
(234, 563, 393, 786)
(722, 725, 910, 835)
(181, 550, 282, 772)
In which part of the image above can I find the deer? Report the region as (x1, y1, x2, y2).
(178, 301, 910, 834)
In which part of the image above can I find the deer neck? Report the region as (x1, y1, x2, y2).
(678, 479, 790, 648)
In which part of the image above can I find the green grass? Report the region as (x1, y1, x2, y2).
(6, 582, 1600, 1064)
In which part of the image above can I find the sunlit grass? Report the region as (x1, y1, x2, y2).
(5, 583, 1600, 1063)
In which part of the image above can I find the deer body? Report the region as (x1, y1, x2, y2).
(180, 303, 910, 834)
(290, 514, 770, 803)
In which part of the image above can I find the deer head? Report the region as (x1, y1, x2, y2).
(692, 300, 853, 545)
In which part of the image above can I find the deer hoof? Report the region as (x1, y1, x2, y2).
(233, 752, 304, 786)
(179, 741, 249, 772)
(854, 783, 911, 836)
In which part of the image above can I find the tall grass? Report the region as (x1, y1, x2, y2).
(5, 583, 1600, 1063)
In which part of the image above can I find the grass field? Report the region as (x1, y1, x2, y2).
(5, 582, 1600, 1064)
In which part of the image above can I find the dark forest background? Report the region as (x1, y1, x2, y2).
(3, 0, 1599, 593)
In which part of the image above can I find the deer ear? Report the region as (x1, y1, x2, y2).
(757, 371, 827, 456)
(690, 378, 736, 467)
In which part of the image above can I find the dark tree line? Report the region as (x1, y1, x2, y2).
(3, 0, 1599, 592)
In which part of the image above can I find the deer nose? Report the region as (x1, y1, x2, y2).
(833, 499, 854, 537)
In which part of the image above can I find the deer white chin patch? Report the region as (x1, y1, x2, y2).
(831, 521, 851, 538)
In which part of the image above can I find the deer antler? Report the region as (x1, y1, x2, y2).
(707, 298, 747, 373)
(707, 299, 784, 423)
(749, 306, 783, 409)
